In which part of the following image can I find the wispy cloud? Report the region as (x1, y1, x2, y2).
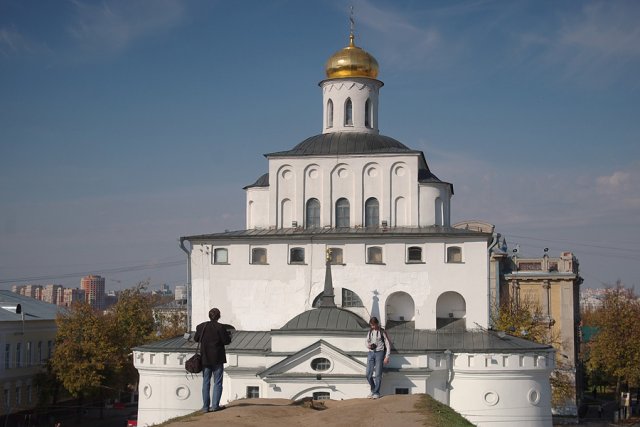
(351, 0, 444, 71)
(0, 26, 47, 57)
(421, 143, 640, 230)
(519, 1, 640, 85)
(67, 0, 185, 53)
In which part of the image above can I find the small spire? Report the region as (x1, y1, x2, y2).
(318, 248, 336, 308)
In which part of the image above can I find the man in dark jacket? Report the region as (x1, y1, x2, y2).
(194, 308, 232, 412)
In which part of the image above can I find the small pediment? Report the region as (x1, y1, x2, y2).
(258, 340, 365, 379)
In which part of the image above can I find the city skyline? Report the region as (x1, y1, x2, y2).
(1, 0, 639, 291)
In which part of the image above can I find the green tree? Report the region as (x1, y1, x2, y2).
(33, 360, 63, 406)
(107, 281, 158, 395)
(156, 308, 188, 339)
(51, 302, 119, 399)
(586, 283, 640, 401)
(50, 281, 162, 409)
(492, 297, 551, 344)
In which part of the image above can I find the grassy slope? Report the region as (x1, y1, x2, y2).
(415, 394, 474, 427)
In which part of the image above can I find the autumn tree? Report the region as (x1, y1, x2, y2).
(156, 308, 188, 339)
(585, 283, 640, 401)
(51, 281, 161, 409)
(492, 298, 573, 408)
(51, 302, 119, 400)
(107, 281, 158, 394)
(492, 297, 552, 344)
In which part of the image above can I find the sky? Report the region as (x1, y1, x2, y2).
(1, 0, 639, 293)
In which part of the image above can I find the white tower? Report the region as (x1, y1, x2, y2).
(321, 32, 382, 134)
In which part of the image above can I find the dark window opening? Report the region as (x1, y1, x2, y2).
(407, 246, 422, 262)
(290, 247, 305, 264)
(335, 198, 350, 227)
(365, 198, 379, 227)
(306, 198, 321, 228)
(251, 248, 267, 264)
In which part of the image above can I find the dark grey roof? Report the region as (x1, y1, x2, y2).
(134, 327, 549, 354)
(266, 132, 420, 157)
(391, 329, 550, 352)
(279, 308, 369, 332)
(133, 330, 271, 353)
(251, 132, 453, 192)
(183, 225, 491, 241)
(0, 291, 64, 321)
(244, 173, 269, 190)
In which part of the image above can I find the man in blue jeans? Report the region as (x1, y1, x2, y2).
(365, 317, 391, 399)
(194, 308, 232, 412)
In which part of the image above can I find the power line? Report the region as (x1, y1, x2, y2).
(0, 260, 186, 285)
(503, 233, 640, 253)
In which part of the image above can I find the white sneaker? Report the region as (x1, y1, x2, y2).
(372, 394, 380, 399)
(367, 393, 374, 399)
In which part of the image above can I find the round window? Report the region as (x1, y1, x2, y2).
(528, 388, 541, 405)
(311, 357, 331, 372)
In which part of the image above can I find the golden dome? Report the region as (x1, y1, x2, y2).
(325, 34, 379, 79)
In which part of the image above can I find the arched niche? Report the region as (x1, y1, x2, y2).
(436, 291, 466, 329)
(385, 291, 415, 323)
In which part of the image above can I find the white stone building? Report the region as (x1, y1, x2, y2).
(0, 291, 61, 422)
(134, 32, 555, 427)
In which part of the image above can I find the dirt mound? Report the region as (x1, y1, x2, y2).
(164, 395, 428, 427)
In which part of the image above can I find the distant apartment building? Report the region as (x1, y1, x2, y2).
(61, 288, 86, 307)
(580, 288, 606, 311)
(81, 275, 106, 311)
(11, 285, 43, 300)
(0, 291, 62, 421)
(42, 285, 64, 306)
(174, 285, 187, 301)
(152, 284, 173, 297)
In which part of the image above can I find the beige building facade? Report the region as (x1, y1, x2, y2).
(492, 249, 582, 415)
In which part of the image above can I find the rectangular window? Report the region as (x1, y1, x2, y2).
(289, 247, 305, 264)
(328, 247, 344, 264)
(15, 343, 21, 368)
(4, 344, 10, 370)
(313, 391, 330, 400)
(38, 342, 42, 364)
(27, 385, 32, 404)
(395, 388, 410, 395)
(3, 389, 9, 408)
(446, 246, 462, 263)
(407, 246, 423, 263)
(26, 342, 32, 367)
(246, 386, 260, 398)
(251, 248, 267, 264)
(47, 341, 52, 359)
(15, 387, 21, 405)
(367, 246, 383, 264)
(213, 248, 229, 264)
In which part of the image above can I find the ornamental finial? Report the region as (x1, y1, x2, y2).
(349, 5, 355, 46)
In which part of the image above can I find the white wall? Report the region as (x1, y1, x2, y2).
(249, 154, 453, 231)
(189, 236, 489, 332)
